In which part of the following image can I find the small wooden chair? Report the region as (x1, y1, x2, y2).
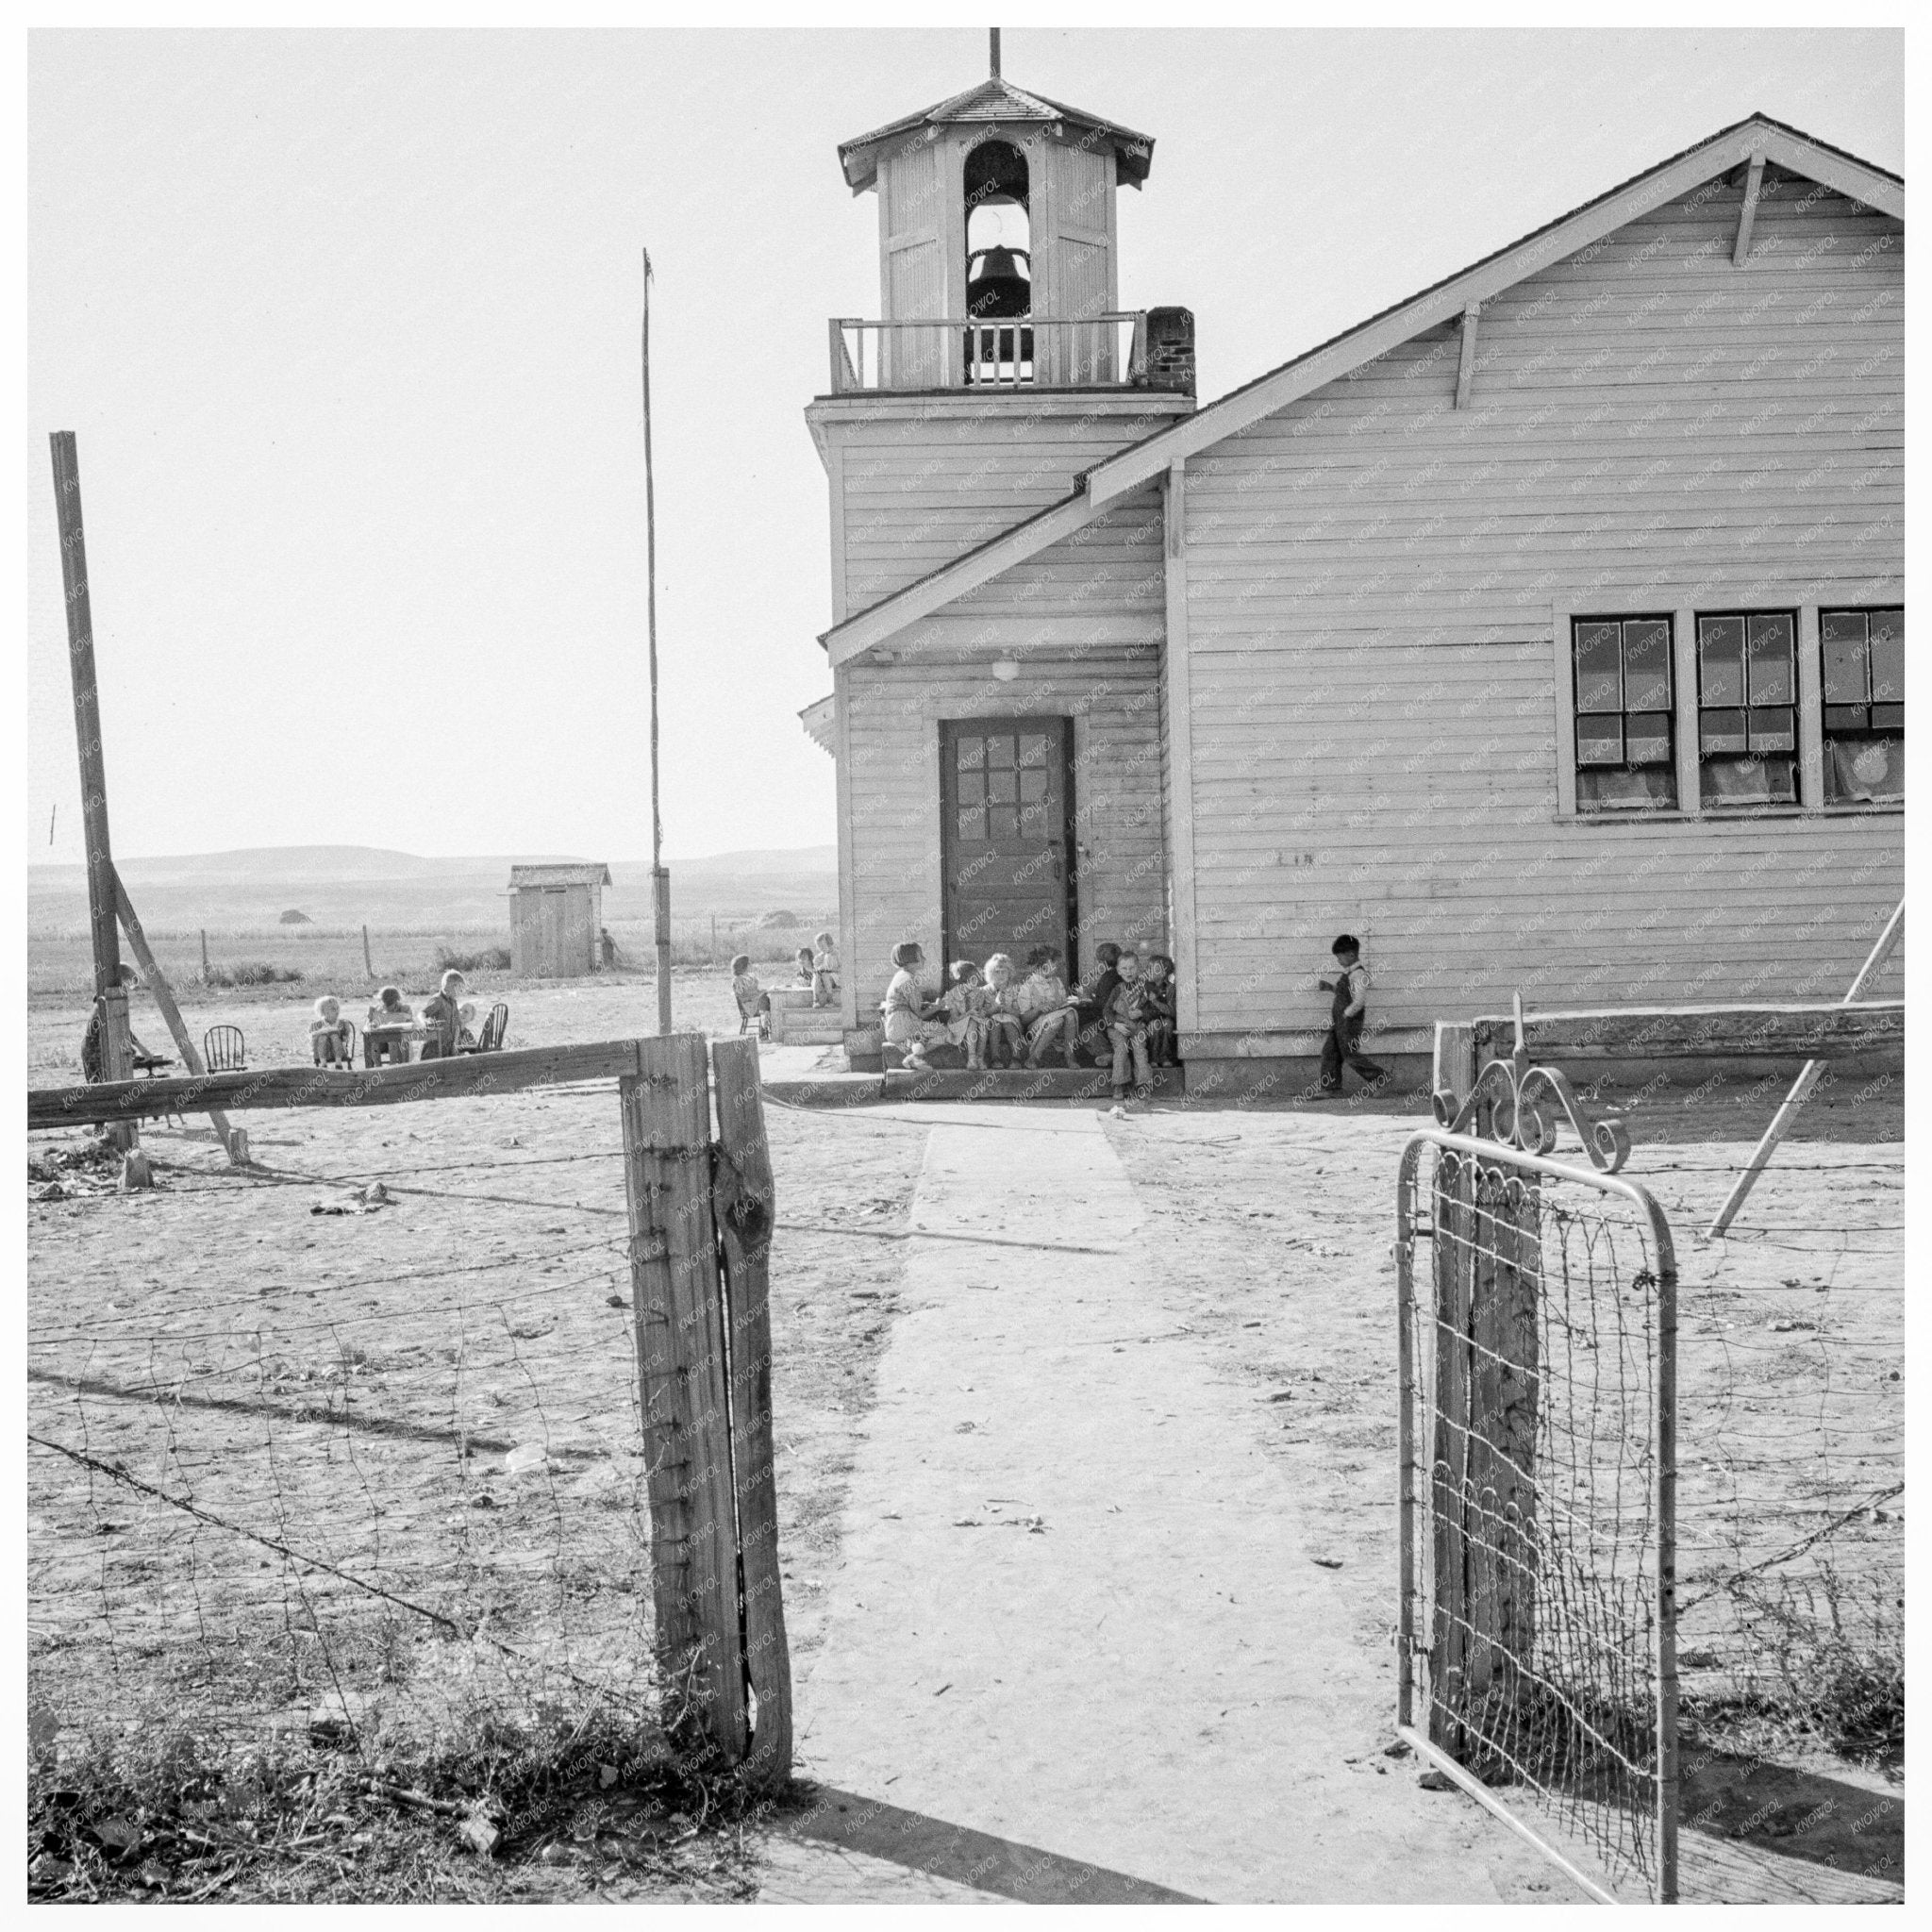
(313, 1024, 357, 1070)
(204, 1024, 246, 1073)
(736, 986, 772, 1041)
(458, 1003, 509, 1055)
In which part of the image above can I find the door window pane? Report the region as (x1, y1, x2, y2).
(958, 807, 986, 841)
(987, 769, 1016, 804)
(958, 771, 984, 805)
(988, 806, 1019, 840)
(958, 737, 985, 770)
(986, 735, 1015, 768)
(1018, 733, 1048, 767)
(1019, 768, 1048, 802)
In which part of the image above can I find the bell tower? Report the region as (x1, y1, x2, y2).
(830, 33, 1191, 393)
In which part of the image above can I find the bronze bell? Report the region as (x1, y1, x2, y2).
(967, 243, 1030, 320)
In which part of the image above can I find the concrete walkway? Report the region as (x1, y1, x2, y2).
(788, 1105, 1552, 1903)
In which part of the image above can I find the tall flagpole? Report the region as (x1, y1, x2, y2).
(642, 249, 672, 1034)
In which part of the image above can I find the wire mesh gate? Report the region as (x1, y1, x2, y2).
(1395, 1129, 1678, 1903)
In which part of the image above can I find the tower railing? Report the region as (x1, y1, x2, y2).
(827, 313, 1150, 393)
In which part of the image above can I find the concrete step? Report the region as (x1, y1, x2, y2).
(876, 1064, 1183, 1103)
(774, 1015, 845, 1044)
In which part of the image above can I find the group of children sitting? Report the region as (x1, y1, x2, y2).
(882, 940, 1176, 1098)
(731, 932, 840, 1036)
(307, 970, 479, 1066)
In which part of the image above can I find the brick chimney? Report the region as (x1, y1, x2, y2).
(1142, 307, 1195, 397)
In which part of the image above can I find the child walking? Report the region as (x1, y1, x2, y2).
(1317, 933, 1386, 1096)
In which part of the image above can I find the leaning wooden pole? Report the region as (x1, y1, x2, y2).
(641, 249, 673, 1036)
(112, 868, 242, 1161)
(1707, 899, 1905, 1238)
(50, 432, 135, 1145)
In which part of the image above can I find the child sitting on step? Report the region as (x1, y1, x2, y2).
(880, 941, 947, 1072)
(981, 954, 1026, 1068)
(1141, 953, 1179, 1067)
(811, 930, 840, 1008)
(938, 959, 995, 1068)
(1016, 945, 1078, 1067)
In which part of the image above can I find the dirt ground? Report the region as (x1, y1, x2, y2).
(25, 981, 1905, 1901)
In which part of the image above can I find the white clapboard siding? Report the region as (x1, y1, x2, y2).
(843, 653, 1170, 1017)
(817, 394, 1191, 611)
(1178, 175, 1905, 1045)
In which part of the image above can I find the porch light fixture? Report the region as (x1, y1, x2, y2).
(991, 658, 1021, 682)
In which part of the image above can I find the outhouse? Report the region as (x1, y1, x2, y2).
(508, 863, 611, 977)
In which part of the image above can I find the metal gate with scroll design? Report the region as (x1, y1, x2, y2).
(1395, 1124, 1678, 1903)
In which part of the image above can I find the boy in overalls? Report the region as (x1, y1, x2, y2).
(1317, 933, 1386, 1096)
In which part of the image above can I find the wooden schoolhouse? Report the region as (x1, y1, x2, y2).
(803, 59, 1904, 1084)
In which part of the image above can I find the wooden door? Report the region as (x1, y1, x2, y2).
(941, 718, 1074, 974)
(539, 888, 569, 977)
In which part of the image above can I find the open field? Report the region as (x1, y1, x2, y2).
(27, 981, 914, 1902)
(26, 990, 1903, 1902)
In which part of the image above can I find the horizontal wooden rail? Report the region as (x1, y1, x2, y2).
(1470, 1000, 1904, 1062)
(28, 1039, 651, 1131)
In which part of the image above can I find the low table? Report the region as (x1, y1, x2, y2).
(363, 1025, 423, 1068)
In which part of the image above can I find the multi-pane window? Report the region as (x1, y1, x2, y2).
(1573, 616, 1675, 811)
(954, 729, 1053, 843)
(1822, 608, 1905, 803)
(1697, 612, 1797, 806)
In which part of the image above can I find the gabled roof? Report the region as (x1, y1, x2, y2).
(839, 75, 1154, 193)
(822, 113, 1903, 667)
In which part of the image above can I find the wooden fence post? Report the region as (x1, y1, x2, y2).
(709, 1037, 793, 1789)
(200, 929, 210, 983)
(621, 1033, 747, 1768)
(1459, 1167, 1541, 1772)
(362, 924, 375, 982)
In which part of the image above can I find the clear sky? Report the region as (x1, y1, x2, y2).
(26, 26, 1902, 864)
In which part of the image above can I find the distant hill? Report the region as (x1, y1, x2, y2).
(27, 844, 838, 935)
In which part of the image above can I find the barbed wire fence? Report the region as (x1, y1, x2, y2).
(26, 1033, 814, 1904)
(1646, 1147, 1905, 1774)
(27, 1098, 666, 1801)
